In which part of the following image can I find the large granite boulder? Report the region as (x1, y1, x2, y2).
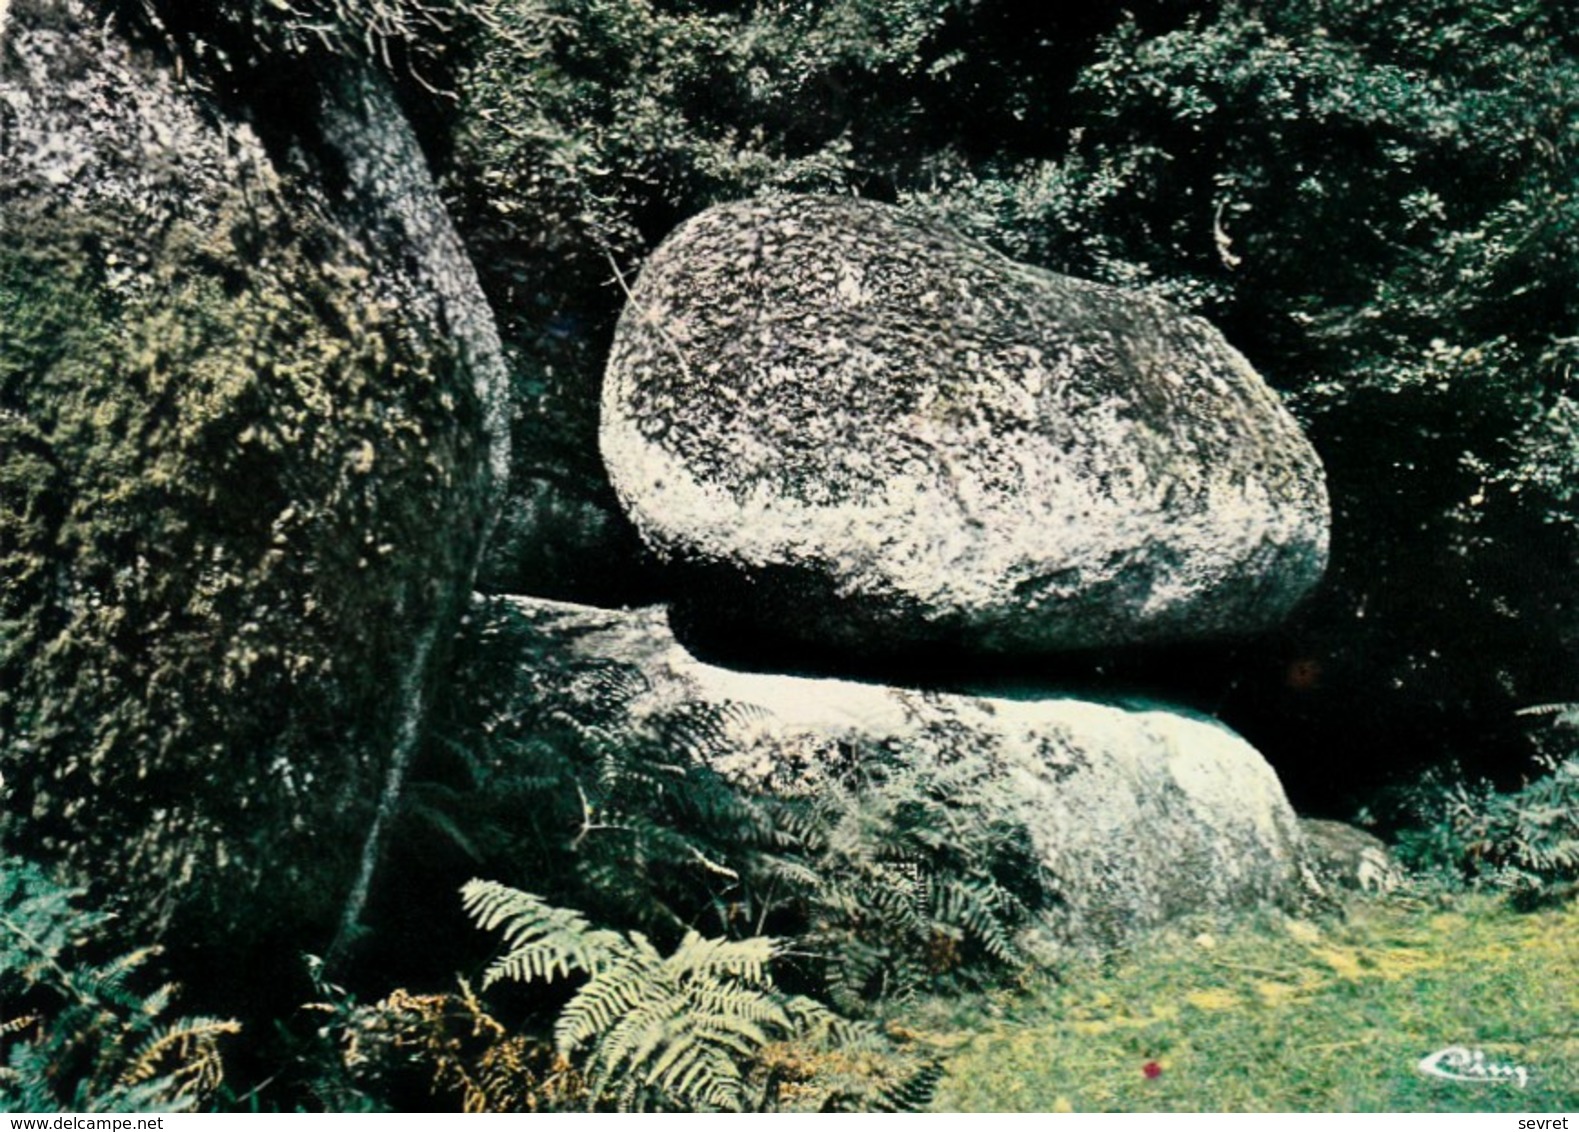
(602, 195, 1329, 664)
(0, 0, 506, 952)
(452, 594, 1315, 953)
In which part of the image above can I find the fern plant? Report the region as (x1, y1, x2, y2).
(0, 853, 238, 1112)
(1454, 755, 1579, 908)
(305, 969, 588, 1112)
(776, 742, 1049, 1012)
(416, 648, 798, 944)
(461, 879, 872, 1112)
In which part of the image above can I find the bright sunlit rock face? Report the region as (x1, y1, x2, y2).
(465, 594, 1315, 953)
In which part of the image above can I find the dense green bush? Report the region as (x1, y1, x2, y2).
(111, 0, 465, 88)
(1394, 707, 1579, 906)
(924, 0, 1579, 801)
(445, 1, 1207, 600)
(447, 0, 966, 596)
(300, 882, 939, 1113)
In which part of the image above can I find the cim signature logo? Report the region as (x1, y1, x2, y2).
(1417, 1046, 1529, 1089)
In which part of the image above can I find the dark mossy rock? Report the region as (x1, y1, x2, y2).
(602, 195, 1329, 667)
(0, 0, 506, 955)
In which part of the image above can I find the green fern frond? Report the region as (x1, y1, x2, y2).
(555, 954, 662, 1053)
(779, 993, 870, 1051)
(816, 936, 891, 1013)
(666, 931, 777, 983)
(867, 877, 930, 932)
(1515, 702, 1579, 724)
(465, 882, 849, 1111)
(137, 983, 176, 1019)
(461, 880, 628, 987)
(406, 791, 486, 862)
(81, 945, 163, 1011)
(932, 878, 1022, 965)
(816, 1055, 945, 1113)
(119, 1016, 242, 1089)
(1, 851, 237, 1112)
(873, 1058, 947, 1112)
(0, 1014, 38, 1038)
(649, 1034, 747, 1110)
(649, 1040, 722, 1105)
(746, 854, 824, 892)
(685, 983, 790, 1033)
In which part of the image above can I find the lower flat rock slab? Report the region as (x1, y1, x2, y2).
(462, 594, 1315, 952)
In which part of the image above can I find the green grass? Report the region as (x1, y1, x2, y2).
(893, 892, 1579, 1112)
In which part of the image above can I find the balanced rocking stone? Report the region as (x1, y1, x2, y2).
(601, 195, 1329, 664)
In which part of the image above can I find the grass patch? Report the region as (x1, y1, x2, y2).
(898, 892, 1579, 1111)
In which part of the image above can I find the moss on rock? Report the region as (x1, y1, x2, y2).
(0, 1, 493, 953)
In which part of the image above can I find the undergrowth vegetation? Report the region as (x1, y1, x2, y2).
(459, 879, 939, 1111)
(1392, 708, 1579, 907)
(0, 853, 238, 1113)
(415, 603, 1051, 1014)
(302, 975, 586, 1112)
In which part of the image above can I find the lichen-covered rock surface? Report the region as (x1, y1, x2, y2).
(460, 593, 1314, 952)
(602, 195, 1329, 663)
(1299, 818, 1405, 895)
(0, 0, 504, 947)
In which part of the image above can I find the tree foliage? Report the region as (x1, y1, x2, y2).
(936, 0, 1579, 798)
